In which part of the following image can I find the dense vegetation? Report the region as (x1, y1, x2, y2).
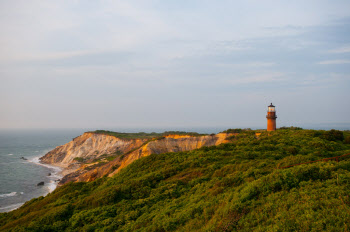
(90, 130, 206, 140)
(1, 129, 350, 231)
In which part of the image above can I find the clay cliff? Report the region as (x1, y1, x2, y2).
(40, 132, 233, 185)
(40, 132, 146, 176)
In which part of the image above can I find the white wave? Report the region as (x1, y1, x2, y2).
(8, 154, 14, 156)
(0, 192, 17, 198)
(0, 203, 24, 213)
(46, 180, 57, 193)
(28, 156, 62, 193)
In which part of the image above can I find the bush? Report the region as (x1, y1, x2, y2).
(323, 129, 344, 141)
(279, 126, 303, 130)
(222, 128, 242, 133)
(344, 136, 350, 144)
(73, 157, 85, 162)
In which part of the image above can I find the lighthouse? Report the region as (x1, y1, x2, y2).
(266, 103, 277, 131)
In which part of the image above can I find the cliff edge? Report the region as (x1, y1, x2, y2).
(40, 131, 233, 184)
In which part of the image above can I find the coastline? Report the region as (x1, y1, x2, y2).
(29, 156, 62, 193)
(0, 129, 86, 214)
(0, 155, 63, 213)
(0, 203, 24, 212)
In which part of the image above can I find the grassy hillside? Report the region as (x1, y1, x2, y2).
(1, 129, 350, 231)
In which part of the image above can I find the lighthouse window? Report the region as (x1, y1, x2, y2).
(268, 107, 275, 112)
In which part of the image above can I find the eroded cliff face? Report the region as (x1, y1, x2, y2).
(40, 132, 233, 185)
(40, 132, 146, 176)
(111, 133, 232, 174)
(63, 133, 233, 184)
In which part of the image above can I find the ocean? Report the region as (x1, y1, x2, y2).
(0, 129, 85, 213)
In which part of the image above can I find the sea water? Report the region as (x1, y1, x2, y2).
(0, 129, 85, 213)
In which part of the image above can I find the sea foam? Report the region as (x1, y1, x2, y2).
(0, 203, 24, 212)
(0, 192, 17, 198)
(29, 156, 62, 193)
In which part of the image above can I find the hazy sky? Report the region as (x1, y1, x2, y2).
(1, 0, 350, 130)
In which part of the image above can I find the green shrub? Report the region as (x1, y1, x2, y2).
(73, 157, 85, 162)
(344, 136, 350, 144)
(323, 129, 344, 141)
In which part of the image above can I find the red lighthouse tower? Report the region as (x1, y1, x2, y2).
(266, 103, 277, 131)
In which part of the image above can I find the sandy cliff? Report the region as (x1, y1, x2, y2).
(40, 132, 233, 185)
(40, 132, 146, 176)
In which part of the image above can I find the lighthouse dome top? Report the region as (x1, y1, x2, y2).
(268, 103, 275, 107)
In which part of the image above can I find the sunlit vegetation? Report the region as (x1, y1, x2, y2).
(222, 128, 252, 133)
(278, 126, 303, 130)
(89, 130, 206, 140)
(73, 157, 85, 163)
(1, 129, 350, 231)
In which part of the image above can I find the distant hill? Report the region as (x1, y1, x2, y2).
(1, 129, 350, 231)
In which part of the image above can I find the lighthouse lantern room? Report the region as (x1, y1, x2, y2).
(268, 105, 275, 112)
(266, 103, 277, 131)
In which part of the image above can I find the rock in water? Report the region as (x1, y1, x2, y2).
(48, 173, 51, 176)
(37, 182, 45, 186)
(20, 157, 28, 160)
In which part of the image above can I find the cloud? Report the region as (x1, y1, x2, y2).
(35, 51, 132, 67)
(228, 72, 285, 85)
(328, 46, 350, 53)
(329, 73, 350, 80)
(215, 62, 275, 69)
(318, 59, 350, 65)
